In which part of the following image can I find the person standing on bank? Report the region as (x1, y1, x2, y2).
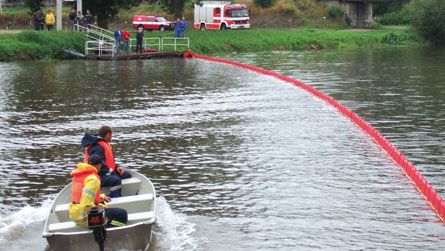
(122, 27, 131, 54)
(33, 10, 42, 31)
(85, 10, 94, 29)
(174, 17, 182, 38)
(69, 154, 128, 228)
(69, 8, 77, 29)
(136, 26, 144, 54)
(38, 9, 45, 30)
(45, 10, 55, 31)
(181, 17, 187, 37)
(81, 126, 131, 198)
(114, 27, 122, 56)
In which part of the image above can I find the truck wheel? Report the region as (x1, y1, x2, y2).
(160, 26, 165, 32)
(220, 23, 227, 30)
(200, 23, 206, 31)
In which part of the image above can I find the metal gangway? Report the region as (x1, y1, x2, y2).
(73, 24, 190, 58)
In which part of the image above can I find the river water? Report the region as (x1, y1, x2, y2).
(0, 47, 444, 250)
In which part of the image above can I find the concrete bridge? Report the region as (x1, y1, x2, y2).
(323, 0, 390, 29)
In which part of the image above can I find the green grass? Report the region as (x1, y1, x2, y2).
(0, 31, 85, 61)
(135, 26, 424, 54)
(0, 26, 424, 61)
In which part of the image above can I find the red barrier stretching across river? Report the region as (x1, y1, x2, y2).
(185, 50, 445, 223)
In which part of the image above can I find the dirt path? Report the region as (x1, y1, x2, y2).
(0, 29, 22, 34)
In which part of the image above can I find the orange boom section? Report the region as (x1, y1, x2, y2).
(185, 50, 445, 223)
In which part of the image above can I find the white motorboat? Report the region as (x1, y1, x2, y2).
(42, 170, 156, 251)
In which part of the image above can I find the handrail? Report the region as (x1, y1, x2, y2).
(76, 24, 190, 56)
(161, 37, 190, 52)
(85, 40, 115, 57)
(129, 37, 161, 52)
(87, 24, 114, 37)
(74, 24, 114, 42)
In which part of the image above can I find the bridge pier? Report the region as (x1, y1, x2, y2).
(322, 0, 373, 29)
(344, 1, 373, 29)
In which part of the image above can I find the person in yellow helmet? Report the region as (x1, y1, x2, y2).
(69, 154, 128, 227)
(45, 10, 55, 31)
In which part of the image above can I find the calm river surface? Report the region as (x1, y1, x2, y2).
(0, 47, 444, 250)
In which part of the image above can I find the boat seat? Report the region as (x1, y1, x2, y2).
(48, 212, 154, 233)
(55, 193, 154, 222)
(101, 177, 141, 197)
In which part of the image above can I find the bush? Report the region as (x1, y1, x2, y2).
(371, 21, 382, 29)
(254, 0, 275, 8)
(326, 6, 344, 20)
(406, 0, 445, 45)
(377, 9, 410, 25)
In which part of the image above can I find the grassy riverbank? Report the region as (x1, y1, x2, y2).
(184, 27, 423, 53)
(0, 31, 85, 61)
(0, 27, 423, 61)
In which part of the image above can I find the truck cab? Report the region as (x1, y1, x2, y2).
(194, 1, 250, 30)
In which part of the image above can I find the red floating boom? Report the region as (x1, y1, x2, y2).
(185, 50, 445, 223)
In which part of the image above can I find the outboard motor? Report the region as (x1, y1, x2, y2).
(88, 206, 107, 251)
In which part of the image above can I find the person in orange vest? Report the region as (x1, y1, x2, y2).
(69, 154, 128, 227)
(81, 126, 131, 198)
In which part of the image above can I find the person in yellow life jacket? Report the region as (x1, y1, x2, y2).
(81, 126, 131, 198)
(69, 154, 128, 227)
(45, 10, 55, 31)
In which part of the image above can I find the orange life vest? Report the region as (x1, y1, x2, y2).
(70, 169, 101, 205)
(84, 140, 116, 170)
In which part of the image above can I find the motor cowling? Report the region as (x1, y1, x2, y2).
(88, 206, 107, 251)
(88, 206, 107, 228)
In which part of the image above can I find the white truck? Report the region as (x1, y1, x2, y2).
(194, 1, 250, 30)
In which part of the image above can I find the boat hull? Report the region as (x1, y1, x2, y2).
(45, 223, 152, 251)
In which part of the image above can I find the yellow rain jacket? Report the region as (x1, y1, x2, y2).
(45, 12, 55, 25)
(68, 163, 106, 227)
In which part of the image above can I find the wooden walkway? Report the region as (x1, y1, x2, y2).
(86, 51, 185, 60)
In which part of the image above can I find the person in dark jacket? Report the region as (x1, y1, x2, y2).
(81, 126, 131, 197)
(85, 9, 94, 28)
(136, 26, 144, 54)
(33, 10, 42, 31)
(69, 8, 77, 29)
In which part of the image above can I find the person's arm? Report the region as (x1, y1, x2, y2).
(79, 175, 100, 212)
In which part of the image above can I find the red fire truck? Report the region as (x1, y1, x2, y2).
(194, 1, 250, 30)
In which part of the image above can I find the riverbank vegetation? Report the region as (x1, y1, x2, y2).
(405, 0, 445, 45)
(0, 27, 423, 61)
(187, 27, 423, 53)
(0, 31, 85, 61)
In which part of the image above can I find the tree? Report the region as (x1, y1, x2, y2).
(254, 0, 275, 8)
(406, 0, 445, 45)
(160, 0, 185, 18)
(373, 0, 409, 16)
(84, 0, 143, 28)
(25, 0, 42, 14)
